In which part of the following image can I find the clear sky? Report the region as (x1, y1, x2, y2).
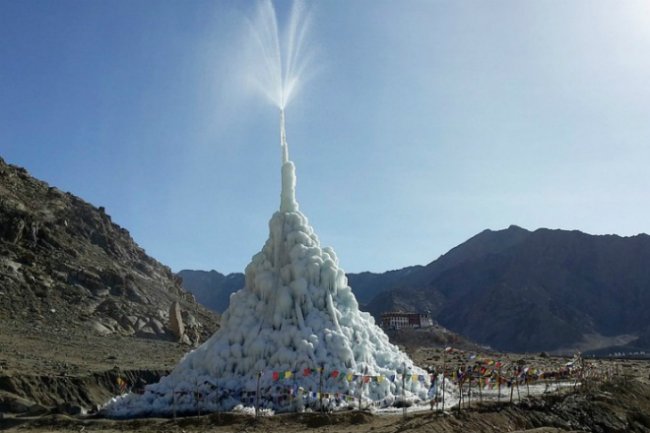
(1, 1, 649, 274)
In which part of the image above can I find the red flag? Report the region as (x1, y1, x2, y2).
(303, 368, 312, 377)
(273, 371, 279, 381)
(331, 370, 340, 378)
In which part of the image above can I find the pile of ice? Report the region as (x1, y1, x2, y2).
(104, 113, 436, 417)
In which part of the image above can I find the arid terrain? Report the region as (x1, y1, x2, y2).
(2, 319, 650, 432)
(2, 160, 650, 432)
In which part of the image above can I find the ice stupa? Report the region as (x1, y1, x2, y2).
(105, 111, 435, 417)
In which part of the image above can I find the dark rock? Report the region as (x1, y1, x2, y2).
(177, 270, 244, 313)
(358, 226, 650, 353)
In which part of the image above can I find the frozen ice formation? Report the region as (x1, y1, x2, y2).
(104, 111, 434, 417)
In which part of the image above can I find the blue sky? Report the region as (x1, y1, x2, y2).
(2, 1, 649, 274)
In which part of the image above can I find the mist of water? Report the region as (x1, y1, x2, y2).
(246, 0, 312, 111)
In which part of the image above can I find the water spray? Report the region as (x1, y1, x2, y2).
(280, 109, 288, 164)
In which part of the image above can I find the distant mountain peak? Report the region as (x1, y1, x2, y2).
(178, 223, 650, 355)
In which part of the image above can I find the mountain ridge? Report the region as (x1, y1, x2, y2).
(178, 225, 650, 354)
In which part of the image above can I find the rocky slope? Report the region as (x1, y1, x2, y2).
(176, 270, 244, 313)
(176, 226, 533, 313)
(0, 156, 218, 344)
(363, 226, 650, 354)
(180, 225, 650, 354)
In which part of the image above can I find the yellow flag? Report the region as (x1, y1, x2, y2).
(285, 371, 293, 379)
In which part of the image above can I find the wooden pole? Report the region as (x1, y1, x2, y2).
(214, 381, 219, 416)
(402, 363, 407, 420)
(509, 374, 514, 404)
(196, 378, 200, 417)
(358, 377, 362, 411)
(457, 373, 463, 414)
(430, 372, 436, 412)
(173, 386, 177, 420)
(497, 366, 502, 402)
(516, 373, 521, 403)
(318, 364, 324, 412)
(467, 373, 472, 409)
(255, 371, 262, 417)
(441, 352, 446, 414)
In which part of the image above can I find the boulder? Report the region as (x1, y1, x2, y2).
(150, 318, 165, 335)
(91, 321, 112, 335)
(169, 301, 184, 342)
(136, 325, 156, 338)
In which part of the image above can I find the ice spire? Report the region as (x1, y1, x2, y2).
(280, 109, 298, 213)
(101, 2, 439, 417)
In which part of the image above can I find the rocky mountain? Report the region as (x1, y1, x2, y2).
(176, 270, 244, 313)
(179, 225, 650, 355)
(176, 225, 537, 315)
(0, 156, 218, 345)
(362, 226, 650, 354)
(174, 268, 397, 313)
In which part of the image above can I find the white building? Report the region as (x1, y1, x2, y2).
(381, 311, 433, 329)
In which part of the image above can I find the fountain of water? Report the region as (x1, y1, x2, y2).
(247, 0, 311, 111)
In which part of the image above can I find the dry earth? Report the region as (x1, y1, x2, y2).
(3, 379, 650, 433)
(2, 320, 650, 433)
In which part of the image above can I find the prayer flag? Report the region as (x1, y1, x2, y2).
(331, 370, 339, 378)
(273, 372, 280, 381)
(285, 371, 293, 379)
(303, 368, 312, 377)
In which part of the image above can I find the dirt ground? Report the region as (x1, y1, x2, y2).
(0, 320, 187, 377)
(2, 319, 650, 432)
(4, 378, 650, 433)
